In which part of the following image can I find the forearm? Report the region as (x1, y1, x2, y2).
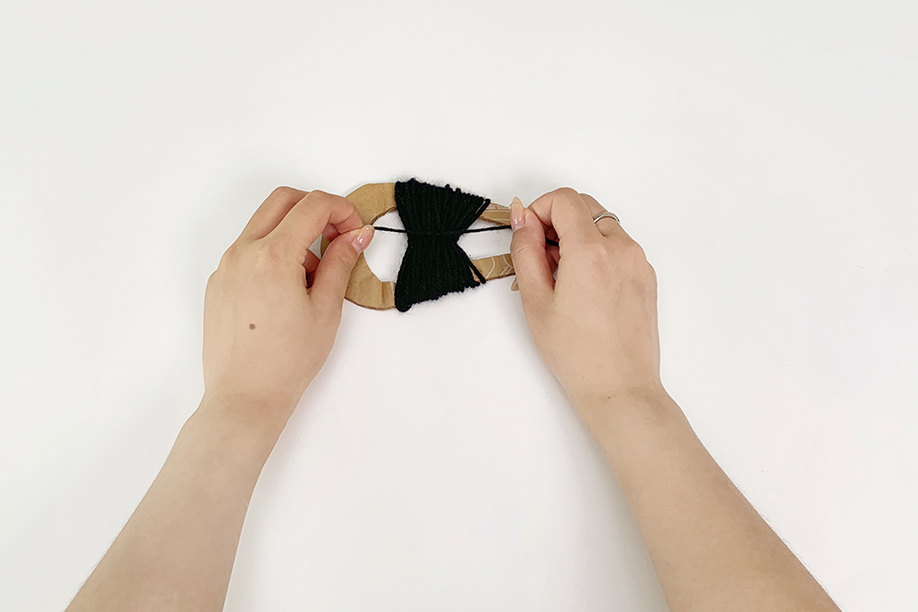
(577, 390, 839, 612)
(67, 396, 283, 612)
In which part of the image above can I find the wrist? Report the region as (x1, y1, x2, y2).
(192, 391, 292, 455)
(570, 383, 670, 413)
(570, 385, 680, 434)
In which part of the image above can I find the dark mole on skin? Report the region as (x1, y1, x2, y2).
(249, 323, 256, 330)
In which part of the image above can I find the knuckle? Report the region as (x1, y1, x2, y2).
(326, 238, 355, 262)
(553, 187, 579, 198)
(321, 251, 346, 271)
(303, 189, 336, 213)
(218, 243, 240, 268)
(306, 189, 330, 203)
(551, 187, 581, 203)
(205, 269, 220, 290)
(610, 238, 647, 268)
(619, 241, 655, 284)
(509, 232, 527, 252)
(270, 185, 298, 200)
(510, 235, 540, 261)
(623, 239, 647, 263)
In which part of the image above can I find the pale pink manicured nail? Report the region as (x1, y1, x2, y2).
(510, 278, 519, 291)
(351, 225, 375, 253)
(510, 197, 524, 230)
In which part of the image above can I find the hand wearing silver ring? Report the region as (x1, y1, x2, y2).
(506, 188, 841, 612)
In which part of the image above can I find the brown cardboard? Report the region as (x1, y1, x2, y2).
(320, 182, 515, 310)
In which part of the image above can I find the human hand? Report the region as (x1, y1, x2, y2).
(509, 188, 666, 420)
(201, 187, 374, 431)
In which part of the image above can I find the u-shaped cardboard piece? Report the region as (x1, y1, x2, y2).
(320, 182, 516, 310)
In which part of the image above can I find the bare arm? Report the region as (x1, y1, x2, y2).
(67, 188, 375, 612)
(509, 189, 840, 612)
(66, 400, 279, 612)
(580, 391, 838, 611)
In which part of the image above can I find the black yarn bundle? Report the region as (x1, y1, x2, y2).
(389, 179, 492, 312)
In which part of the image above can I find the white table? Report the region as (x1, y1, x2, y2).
(1, 2, 915, 610)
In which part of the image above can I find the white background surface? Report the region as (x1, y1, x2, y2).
(1, 1, 916, 610)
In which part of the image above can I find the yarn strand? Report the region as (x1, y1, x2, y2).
(373, 223, 559, 245)
(373, 225, 509, 236)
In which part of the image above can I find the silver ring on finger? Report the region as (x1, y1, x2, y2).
(593, 211, 620, 224)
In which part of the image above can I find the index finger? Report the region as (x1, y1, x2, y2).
(237, 186, 309, 244)
(265, 190, 364, 260)
(526, 188, 602, 251)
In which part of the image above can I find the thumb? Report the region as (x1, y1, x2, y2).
(509, 197, 554, 310)
(311, 225, 375, 309)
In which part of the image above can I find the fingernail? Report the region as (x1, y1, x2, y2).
(351, 225, 375, 253)
(510, 278, 519, 291)
(510, 197, 524, 231)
